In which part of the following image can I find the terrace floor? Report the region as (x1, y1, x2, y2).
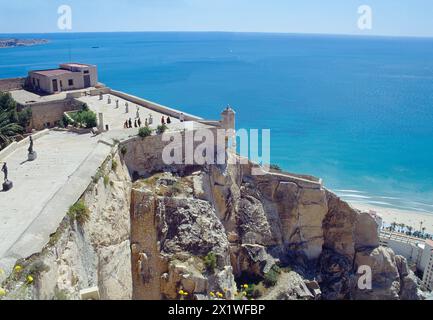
(77, 94, 180, 131)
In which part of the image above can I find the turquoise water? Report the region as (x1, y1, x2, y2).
(1, 32, 433, 213)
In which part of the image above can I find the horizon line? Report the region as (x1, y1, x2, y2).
(1, 30, 433, 40)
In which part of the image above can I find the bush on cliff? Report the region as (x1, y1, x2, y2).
(67, 200, 90, 225)
(263, 265, 281, 287)
(156, 124, 168, 135)
(138, 127, 152, 138)
(204, 252, 217, 273)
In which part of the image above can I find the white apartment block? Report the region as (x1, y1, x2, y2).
(421, 240, 433, 291)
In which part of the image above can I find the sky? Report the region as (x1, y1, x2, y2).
(0, 0, 433, 37)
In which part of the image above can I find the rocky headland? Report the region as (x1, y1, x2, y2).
(0, 38, 49, 48)
(0, 131, 427, 300)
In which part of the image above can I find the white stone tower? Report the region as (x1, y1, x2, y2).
(221, 105, 236, 131)
(221, 106, 236, 152)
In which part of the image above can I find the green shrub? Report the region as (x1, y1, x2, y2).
(103, 175, 110, 187)
(111, 159, 118, 172)
(67, 200, 90, 225)
(138, 126, 152, 138)
(62, 114, 71, 127)
(80, 110, 97, 128)
(156, 124, 168, 134)
(204, 252, 217, 273)
(17, 108, 32, 128)
(70, 109, 97, 128)
(243, 284, 264, 299)
(263, 265, 281, 287)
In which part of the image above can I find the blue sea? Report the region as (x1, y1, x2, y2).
(1, 32, 433, 213)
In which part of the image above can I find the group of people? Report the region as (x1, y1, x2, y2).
(161, 116, 172, 125)
(122, 106, 185, 129)
(124, 118, 143, 129)
(123, 113, 176, 129)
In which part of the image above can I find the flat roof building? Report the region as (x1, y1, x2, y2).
(422, 240, 433, 291)
(28, 63, 98, 94)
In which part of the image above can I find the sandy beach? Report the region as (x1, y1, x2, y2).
(350, 202, 433, 235)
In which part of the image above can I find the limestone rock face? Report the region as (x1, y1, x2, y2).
(262, 271, 316, 300)
(124, 157, 421, 301)
(352, 247, 401, 300)
(130, 173, 236, 300)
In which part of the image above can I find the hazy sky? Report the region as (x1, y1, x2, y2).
(1, 0, 433, 37)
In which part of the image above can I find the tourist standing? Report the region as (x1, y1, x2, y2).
(167, 116, 171, 124)
(161, 116, 165, 125)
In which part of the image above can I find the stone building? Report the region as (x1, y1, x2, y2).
(27, 63, 98, 94)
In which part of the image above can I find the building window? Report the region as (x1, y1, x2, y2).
(68, 79, 74, 86)
(83, 70, 89, 74)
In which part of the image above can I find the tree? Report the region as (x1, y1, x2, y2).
(0, 110, 23, 148)
(407, 226, 414, 235)
(0, 92, 26, 149)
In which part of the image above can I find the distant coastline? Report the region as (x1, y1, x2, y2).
(0, 38, 49, 48)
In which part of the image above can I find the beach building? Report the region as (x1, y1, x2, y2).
(421, 240, 433, 291)
(27, 63, 98, 94)
(380, 232, 423, 267)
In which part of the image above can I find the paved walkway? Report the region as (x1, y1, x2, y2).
(78, 94, 180, 131)
(0, 131, 109, 277)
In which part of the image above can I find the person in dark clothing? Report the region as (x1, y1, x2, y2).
(134, 119, 138, 128)
(128, 118, 132, 128)
(124, 120, 128, 129)
(161, 116, 165, 125)
(138, 118, 142, 127)
(167, 116, 171, 124)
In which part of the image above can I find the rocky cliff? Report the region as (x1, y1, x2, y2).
(127, 150, 424, 300)
(0, 140, 424, 300)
